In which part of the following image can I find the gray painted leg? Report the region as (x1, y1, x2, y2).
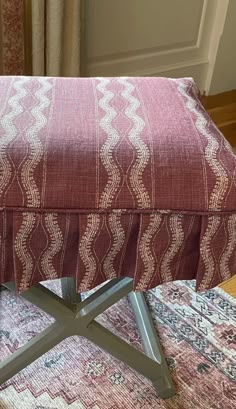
(77, 278, 133, 324)
(83, 321, 174, 398)
(0, 322, 71, 385)
(128, 291, 175, 398)
(61, 277, 82, 303)
(76, 278, 124, 310)
(0, 279, 175, 399)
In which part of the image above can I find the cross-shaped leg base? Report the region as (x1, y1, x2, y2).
(0, 278, 175, 399)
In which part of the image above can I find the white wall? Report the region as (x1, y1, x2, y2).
(86, 0, 203, 58)
(84, 0, 234, 94)
(209, 0, 236, 95)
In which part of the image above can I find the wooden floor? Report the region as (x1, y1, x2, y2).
(202, 90, 236, 298)
(202, 89, 236, 151)
(219, 277, 236, 298)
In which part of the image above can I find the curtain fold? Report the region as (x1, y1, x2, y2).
(0, 0, 82, 76)
(31, 0, 82, 76)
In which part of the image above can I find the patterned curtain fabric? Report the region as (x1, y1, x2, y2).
(0, 0, 25, 75)
(0, 0, 82, 76)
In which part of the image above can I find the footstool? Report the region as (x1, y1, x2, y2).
(0, 76, 235, 398)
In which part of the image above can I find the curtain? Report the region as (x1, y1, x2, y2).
(0, 0, 25, 75)
(0, 0, 82, 76)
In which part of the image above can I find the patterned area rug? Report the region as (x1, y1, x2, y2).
(0, 280, 236, 409)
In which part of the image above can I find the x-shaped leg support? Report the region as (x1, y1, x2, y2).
(0, 278, 175, 399)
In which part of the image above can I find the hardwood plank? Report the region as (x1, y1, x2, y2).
(219, 122, 236, 147)
(219, 276, 236, 298)
(202, 89, 236, 110)
(208, 102, 236, 126)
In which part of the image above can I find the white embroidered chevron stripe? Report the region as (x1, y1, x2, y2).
(21, 78, 52, 207)
(199, 215, 221, 291)
(137, 214, 162, 289)
(41, 213, 63, 281)
(79, 214, 100, 291)
(219, 214, 236, 281)
(175, 79, 229, 211)
(15, 212, 36, 292)
(97, 78, 121, 208)
(103, 211, 125, 279)
(118, 77, 151, 208)
(160, 215, 184, 282)
(0, 77, 29, 198)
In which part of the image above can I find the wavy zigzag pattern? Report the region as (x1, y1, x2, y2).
(79, 214, 100, 291)
(160, 215, 185, 282)
(11, 78, 63, 289)
(199, 215, 221, 291)
(175, 79, 229, 211)
(97, 78, 121, 208)
(118, 77, 150, 208)
(15, 212, 36, 292)
(137, 214, 162, 290)
(103, 211, 125, 279)
(41, 213, 64, 281)
(219, 214, 236, 282)
(0, 77, 29, 199)
(21, 77, 52, 208)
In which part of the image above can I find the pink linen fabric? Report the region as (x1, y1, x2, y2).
(0, 76, 235, 293)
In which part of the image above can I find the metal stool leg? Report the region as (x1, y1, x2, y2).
(0, 322, 69, 385)
(0, 279, 175, 399)
(128, 291, 175, 398)
(61, 277, 82, 303)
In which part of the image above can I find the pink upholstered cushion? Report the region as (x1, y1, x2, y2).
(0, 76, 235, 212)
(0, 76, 235, 293)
